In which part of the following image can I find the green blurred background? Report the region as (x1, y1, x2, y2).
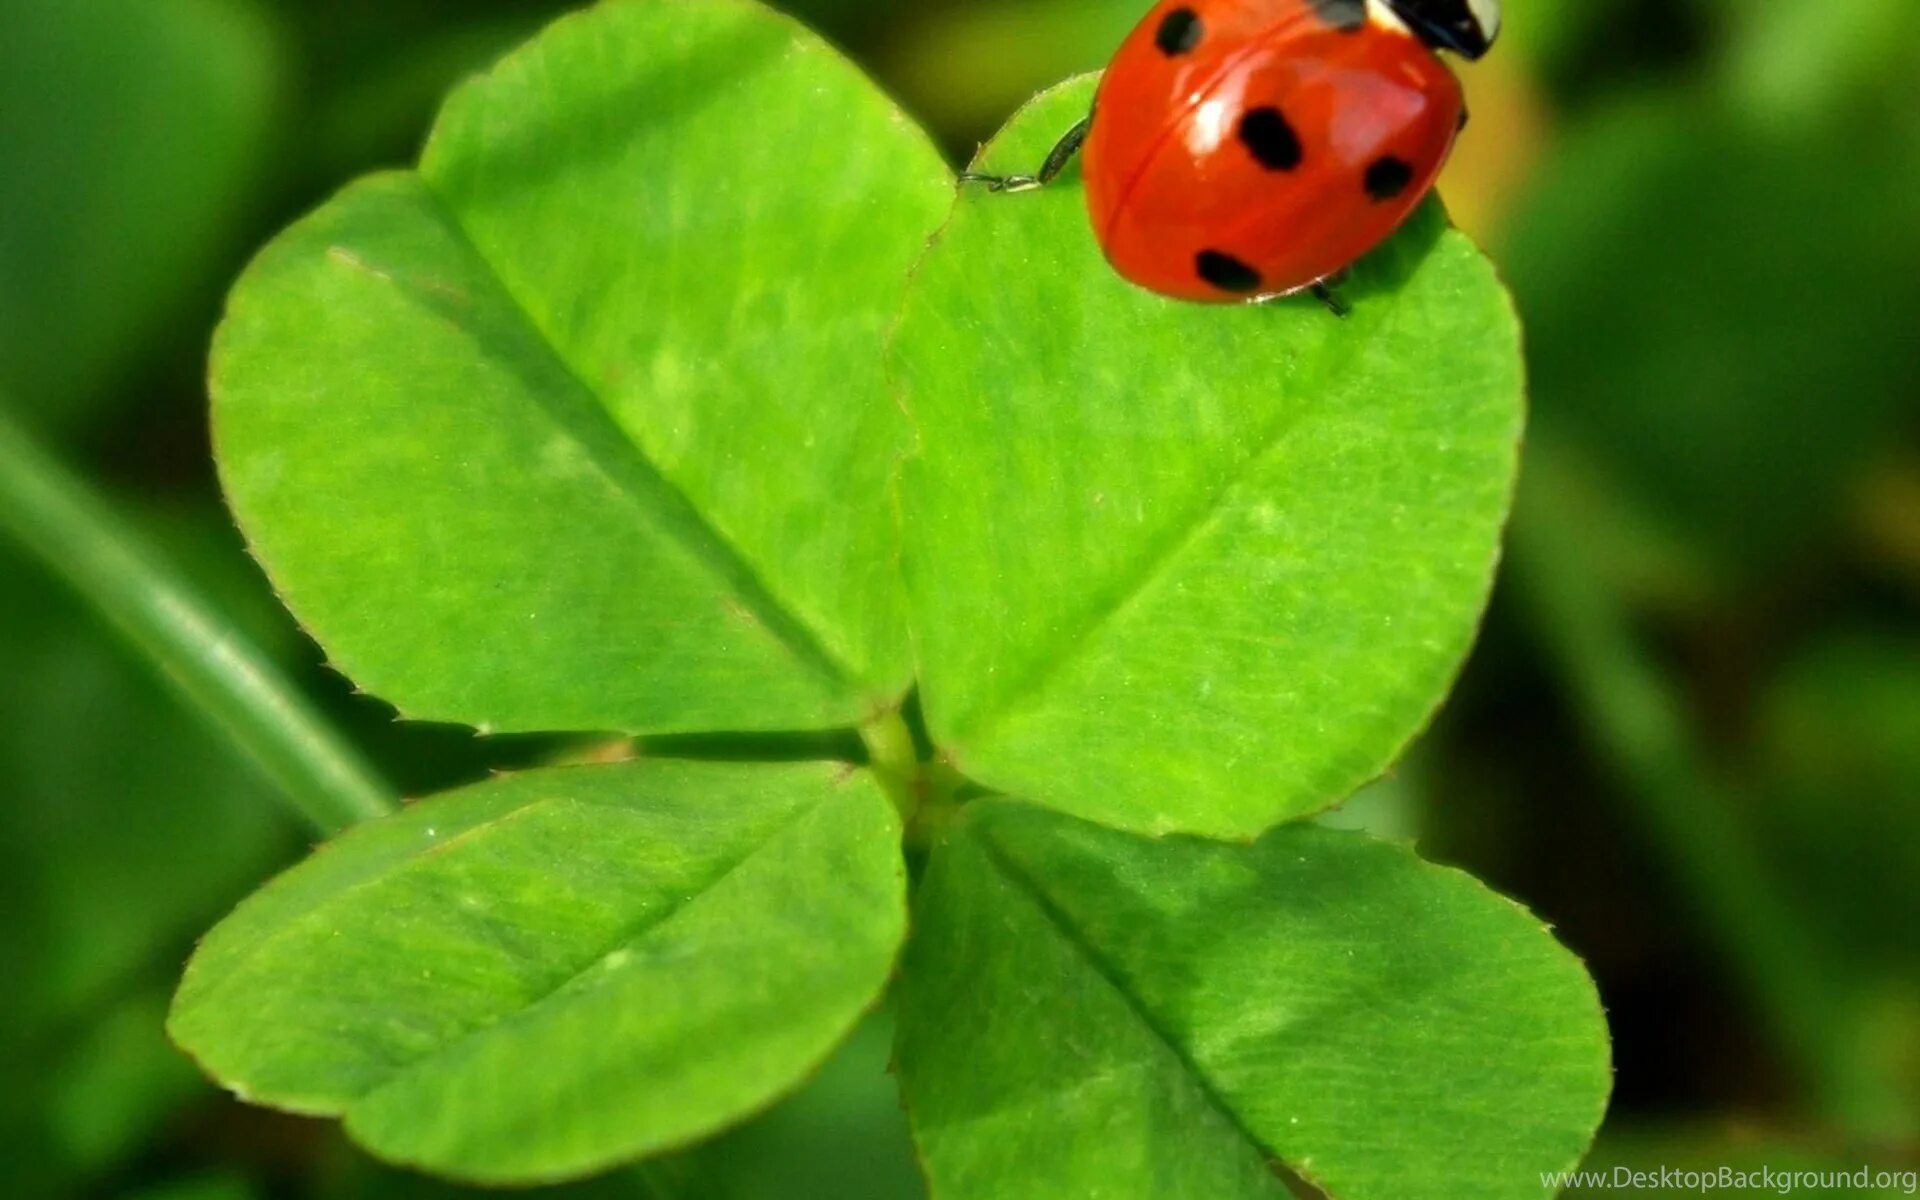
(2, 0, 1916, 1195)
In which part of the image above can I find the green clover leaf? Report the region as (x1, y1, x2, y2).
(173, 0, 1606, 1187)
(894, 77, 1524, 837)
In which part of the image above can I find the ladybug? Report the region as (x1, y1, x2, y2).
(963, 0, 1500, 309)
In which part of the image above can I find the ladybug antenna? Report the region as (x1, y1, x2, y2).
(1381, 0, 1500, 60)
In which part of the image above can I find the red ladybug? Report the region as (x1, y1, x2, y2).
(966, 0, 1500, 308)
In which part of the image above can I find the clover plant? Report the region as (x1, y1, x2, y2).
(168, 0, 1612, 1193)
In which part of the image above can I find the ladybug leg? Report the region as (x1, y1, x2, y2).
(959, 115, 1091, 193)
(1310, 276, 1351, 318)
(1034, 116, 1092, 183)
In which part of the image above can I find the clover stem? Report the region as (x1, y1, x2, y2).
(858, 707, 921, 824)
(0, 406, 395, 835)
(902, 758, 970, 850)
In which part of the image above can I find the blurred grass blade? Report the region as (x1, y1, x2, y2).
(1509, 438, 1901, 1136)
(0, 406, 391, 833)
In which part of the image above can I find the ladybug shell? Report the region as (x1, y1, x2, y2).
(1085, 0, 1465, 303)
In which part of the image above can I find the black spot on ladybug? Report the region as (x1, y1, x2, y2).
(1364, 155, 1414, 201)
(1307, 0, 1367, 32)
(1239, 107, 1302, 171)
(1155, 8, 1203, 55)
(1197, 250, 1262, 293)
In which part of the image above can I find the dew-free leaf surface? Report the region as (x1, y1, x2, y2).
(212, 0, 951, 735)
(891, 77, 1526, 838)
(168, 760, 905, 1184)
(897, 800, 1611, 1200)
(182, 2, 1598, 1190)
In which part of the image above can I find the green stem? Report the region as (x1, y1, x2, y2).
(0, 407, 394, 834)
(858, 707, 920, 824)
(1511, 441, 1886, 1132)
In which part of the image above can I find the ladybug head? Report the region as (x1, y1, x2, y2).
(1382, 0, 1501, 60)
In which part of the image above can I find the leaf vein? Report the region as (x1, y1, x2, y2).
(345, 787, 837, 1107)
(974, 829, 1320, 1196)
(954, 360, 1333, 751)
(406, 178, 862, 706)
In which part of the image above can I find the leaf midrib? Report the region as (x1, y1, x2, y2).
(409, 176, 863, 707)
(946, 311, 1358, 753)
(973, 827, 1318, 1198)
(345, 787, 837, 1112)
(195, 785, 834, 1112)
(945, 224, 1490, 758)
